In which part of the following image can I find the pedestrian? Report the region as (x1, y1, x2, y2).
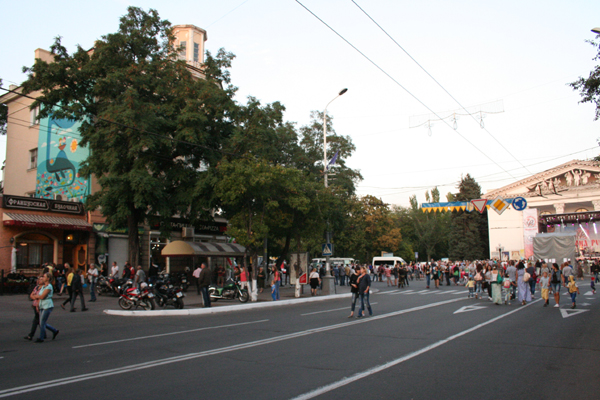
(424, 263, 431, 289)
(539, 270, 550, 307)
(474, 265, 484, 299)
(392, 264, 399, 287)
(88, 263, 99, 302)
(309, 267, 321, 296)
(192, 265, 201, 294)
(452, 264, 460, 285)
(591, 260, 600, 282)
(591, 275, 596, 294)
(270, 279, 277, 301)
(398, 266, 407, 288)
(110, 261, 119, 278)
(24, 276, 43, 341)
(348, 267, 360, 318)
(466, 276, 475, 298)
(333, 265, 340, 286)
(491, 266, 503, 305)
(432, 263, 440, 289)
(61, 267, 74, 310)
(56, 263, 66, 295)
(550, 263, 562, 308)
(385, 265, 392, 287)
(198, 263, 211, 308)
(526, 262, 537, 299)
(357, 266, 373, 318)
(148, 262, 159, 284)
(273, 266, 281, 299)
(240, 267, 250, 292)
(339, 265, 346, 286)
(562, 262, 573, 287)
(133, 265, 146, 289)
(567, 275, 579, 309)
(516, 261, 531, 305)
(257, 266, 266, 293)
(70, 269, 88, 312)
(502, 276, 513, 305)
(32, 272, 59, 343)
(506, 261, 517, 300)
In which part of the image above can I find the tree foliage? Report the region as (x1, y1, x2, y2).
(448, 174, 489, 260)
(21, 7, 237, 266)
(570, 36, 600, 120)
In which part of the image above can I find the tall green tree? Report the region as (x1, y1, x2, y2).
(21, 7, 237, 266)
(407, 188, 450, 261)
(448, 174, 489, 260)
(570, 35, 600, 120)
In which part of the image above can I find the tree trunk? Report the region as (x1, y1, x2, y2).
(127, 209, 140, 267)
(276, 232, 291, 269)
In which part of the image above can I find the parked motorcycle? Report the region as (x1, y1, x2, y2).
(152, 279, 185, 309)
(118, 282, 156, 310)
(175, 272, 189, 293)
(209, 280, 249, 303)
(96, 275, 115, 296)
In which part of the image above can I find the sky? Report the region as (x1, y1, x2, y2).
(1, 0, 600, 208)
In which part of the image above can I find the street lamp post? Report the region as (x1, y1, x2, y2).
(321, 88, 348, 295)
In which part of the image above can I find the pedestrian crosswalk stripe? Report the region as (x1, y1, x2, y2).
(436, 290, 457, 295)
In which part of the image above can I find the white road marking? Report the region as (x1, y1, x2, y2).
(301, 303, 378, 316)
(453, 304, 487, 314)
(291, 299, 543, 400)
(382, 290, 401, 295)
(453, 291, 469, 295)
(0, 298, 466, 398)
(72, 319, 269, 349)
(399, 290, 416, 295)
(435, 290, 458, 295)
(583, 291, 594, 296)
(559, 308, 590, 318)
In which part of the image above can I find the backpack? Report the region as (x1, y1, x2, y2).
(551, 270, 560, 284)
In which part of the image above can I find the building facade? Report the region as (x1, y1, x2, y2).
(485, 159, 600, 260)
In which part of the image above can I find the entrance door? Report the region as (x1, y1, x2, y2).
(74, 244, 88, 271)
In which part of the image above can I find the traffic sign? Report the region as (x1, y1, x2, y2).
(490, 197, 509, 215)
(512, 196, 527, 211)
(471, 199, 487, 213)
(322, 243, 333, 257)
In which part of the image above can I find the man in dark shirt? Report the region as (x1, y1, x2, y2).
(357, 266, 373, 318)
(198, 263, 211, 308)
(348, 267, 360, 318)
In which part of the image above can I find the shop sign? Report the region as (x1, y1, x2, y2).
(2, 194, 84, 214)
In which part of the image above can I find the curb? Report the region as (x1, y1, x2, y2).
(103, 292, 356, 317)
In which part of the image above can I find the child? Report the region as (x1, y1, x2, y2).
(539, 271, 550, 307)
(502, 277, 513, 305)
(271, 279, 277, 301)
(466, 276, 475, 298)
(591, 276, 596, 294)
(567, 275, 579, 309)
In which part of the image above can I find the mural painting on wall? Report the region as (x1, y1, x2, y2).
(527, 168, 600, 196)
(35, 115, 90, 202)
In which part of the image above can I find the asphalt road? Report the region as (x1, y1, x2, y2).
(1, 278, 599, 399)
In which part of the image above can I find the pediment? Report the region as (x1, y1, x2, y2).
(485, 160, 600, 198)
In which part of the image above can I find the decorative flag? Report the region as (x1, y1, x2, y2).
(327, 150, 339, 171)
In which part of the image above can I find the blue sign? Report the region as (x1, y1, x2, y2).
(512, 197, 527, 211)
(322, 243, 333, 257)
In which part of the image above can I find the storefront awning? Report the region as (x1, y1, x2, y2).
(161, 240, 246, 257)
(3, 212, 92, 231)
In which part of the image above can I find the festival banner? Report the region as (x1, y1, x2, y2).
(523, 208, 539, 259)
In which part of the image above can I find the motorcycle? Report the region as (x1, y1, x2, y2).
(175, 272, 189, 293)
(118, 282, 156, 310)
(96, 275, 115, 296)
(209, 280, 249, 303)
(152, 279, 185, 309)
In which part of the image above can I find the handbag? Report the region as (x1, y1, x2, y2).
(523, 271, 530, 282)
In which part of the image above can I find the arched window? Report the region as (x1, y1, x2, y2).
(16, 233, 54, 269)
(575, 208, 588, 213)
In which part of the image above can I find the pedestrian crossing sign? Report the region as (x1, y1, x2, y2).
(322, 243, 333, 256)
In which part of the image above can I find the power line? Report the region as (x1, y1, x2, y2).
(294, 0, 518, 181)
(351, 0, 533, 176)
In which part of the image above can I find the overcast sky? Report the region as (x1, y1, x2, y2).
(1, 0, 599, 207)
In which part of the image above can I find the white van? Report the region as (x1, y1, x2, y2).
(311, 258, 357, 268)
(371, 256, 405, 268)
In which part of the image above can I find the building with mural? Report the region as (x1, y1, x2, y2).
(0, 24, 242, 277)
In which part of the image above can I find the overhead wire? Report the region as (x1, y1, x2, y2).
(294, 0, 518, 181)
(351, 0, 534, 176)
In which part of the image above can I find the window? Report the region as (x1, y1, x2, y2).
(16, 233, 54, 269)
(30, 106, 39, 125)
(179, 41, 187, 59)
(575, 208, 588, 213)
(193, 42, 199, 62)
(29, 148, 38, 169)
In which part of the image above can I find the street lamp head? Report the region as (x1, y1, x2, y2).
(338, 88, 348, 96)
(592, 27, 600, 35)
